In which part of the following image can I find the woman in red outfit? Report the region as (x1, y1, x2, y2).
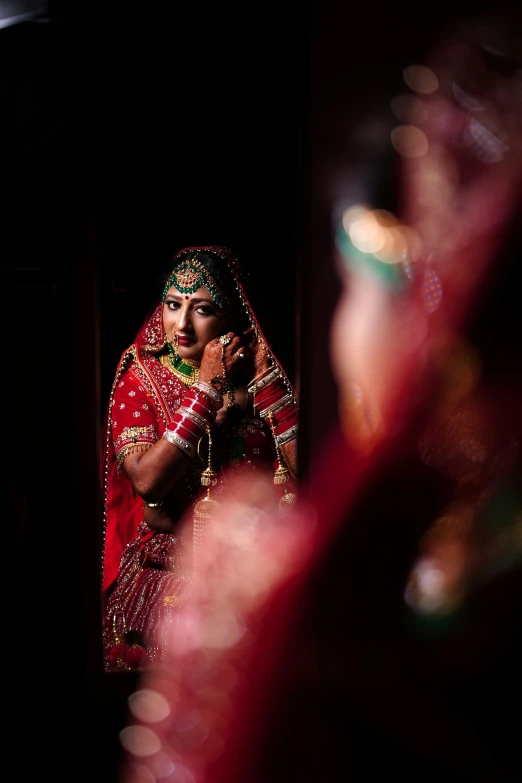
(101, 246, 298, 672)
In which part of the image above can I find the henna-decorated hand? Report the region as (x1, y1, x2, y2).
(199, 330, 256, 387)
(198, 336, 227, 386)
(247, 327, 271, 379)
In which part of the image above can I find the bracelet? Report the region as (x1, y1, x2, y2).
(275, 424, 298, 447)
(186, 386, 222, 412)
(182, 395, 217, 421)
(170, 410, 205, 439)
(249, 365, 274, 385)
(176, 406, 209, 431)
(171, 417, 201, 442)
(253, 381, 289, 411)
(273, 406, 298, 433)
(258, 393, 295, 421)
(249, 367, 283, 394)
(248, 363, 281, 389)
(162, 428, 196, 457)
(192, 380, 223, 407)
(253, 383, 286, 411)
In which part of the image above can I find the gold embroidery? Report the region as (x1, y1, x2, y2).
(117, 442, 153, 466)
(114, 424, 157, 450)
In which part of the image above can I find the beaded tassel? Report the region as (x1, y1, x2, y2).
(267, 411, 296, 512)
(268, 411, 289, 485)
(193, 426, 220, 566)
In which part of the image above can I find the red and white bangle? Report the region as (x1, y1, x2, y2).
(249, 365, 298, 446)
(275, 422, 298, 448)
(162, 428, 198, 457)
(192, 380, 223, 408)
(162, 382, 223, 457)
(248, 367, 283, 395)
(257, 392, 295, 421)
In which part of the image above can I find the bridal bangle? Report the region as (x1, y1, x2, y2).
(162, 381, 223, 458)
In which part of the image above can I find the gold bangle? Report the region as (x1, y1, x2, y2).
(162, 428, 196, 457)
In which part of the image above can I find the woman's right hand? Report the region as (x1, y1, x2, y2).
(198, 336, 227, 386)
(247, 327, 271, 379)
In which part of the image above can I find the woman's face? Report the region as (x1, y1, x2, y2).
(163, 284, 230, 361)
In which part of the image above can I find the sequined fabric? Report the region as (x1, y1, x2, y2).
(102, 522, 191, 671)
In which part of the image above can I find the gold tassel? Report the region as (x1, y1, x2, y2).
(267, 411, 296, 512)
(193, 426, 220, 566)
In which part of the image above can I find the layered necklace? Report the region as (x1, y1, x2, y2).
(161, 342, 200, 387)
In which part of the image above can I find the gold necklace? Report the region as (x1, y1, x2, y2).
(160, 352, 200, 387)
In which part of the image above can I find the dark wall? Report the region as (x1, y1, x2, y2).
(4, 4, 306, 780)
(94, 10, 306, 402)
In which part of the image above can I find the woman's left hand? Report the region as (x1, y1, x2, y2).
(220, 330, 256, 383)
(200, 330, 254, 387)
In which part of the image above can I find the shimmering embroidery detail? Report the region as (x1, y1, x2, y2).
(117, 442, 153, 465)
(133, 411, 141, 418)
(115, 425, 158, 466)
(134, 351, 186, 428)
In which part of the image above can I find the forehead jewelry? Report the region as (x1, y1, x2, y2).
(162, 254, 228, 309)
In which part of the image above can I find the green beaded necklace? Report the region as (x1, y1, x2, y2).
(165, 342, 200, 387)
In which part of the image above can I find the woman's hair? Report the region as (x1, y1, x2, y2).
(163, 247, 252, 334)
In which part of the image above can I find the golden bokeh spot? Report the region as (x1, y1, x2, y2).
(391, 124, 429, 158)
(403, 64, 439, 94)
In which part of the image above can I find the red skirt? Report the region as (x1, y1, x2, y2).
(102, 521, 192, 672)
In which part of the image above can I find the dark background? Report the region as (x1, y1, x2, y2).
(4, 3, 306, 779)
(4, 1, 521, 781)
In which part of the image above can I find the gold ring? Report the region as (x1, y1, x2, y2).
(238, 352, 245, 359)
